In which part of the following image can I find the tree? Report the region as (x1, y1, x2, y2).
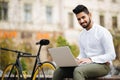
(0, 38, 34, 72)
(0, 38, 15, 70)
(56, 36, 79, 57)
(113, 36, 120, 73)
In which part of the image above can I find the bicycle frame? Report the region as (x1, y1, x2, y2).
(31, 39, 49, 79)
(8, 54, 24, 79)
(0, 39, 50, 80)
(0, 47, 35, 79)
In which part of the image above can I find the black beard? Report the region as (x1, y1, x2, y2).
(82, 18, 91, 29)
(86, 18, 91, 28)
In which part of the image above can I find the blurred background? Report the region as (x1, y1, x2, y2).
(0, 0, 120, 76)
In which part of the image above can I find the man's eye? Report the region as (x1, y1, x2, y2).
(82, 16, 85, 19)
(77, 18, 81, 20)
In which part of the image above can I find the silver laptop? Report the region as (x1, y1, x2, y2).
(48, 46, 78, 67)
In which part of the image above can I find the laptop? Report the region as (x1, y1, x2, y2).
(48, 46, 78, 67)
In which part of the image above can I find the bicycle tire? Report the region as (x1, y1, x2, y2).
(32, 61, 56, 80)
(1, 64, 20, 80)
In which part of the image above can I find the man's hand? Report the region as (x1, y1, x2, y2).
(75, 58, 92, 64)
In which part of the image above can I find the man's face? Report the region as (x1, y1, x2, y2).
(76, 12, 91, 29)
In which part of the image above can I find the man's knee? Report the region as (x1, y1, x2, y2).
(73, 67, 86, 80)
(52, 68, 65, 80)
(73, 67, 84, 75)
(54, 68, 63, 75)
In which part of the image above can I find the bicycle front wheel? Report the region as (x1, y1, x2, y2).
(33, 61, 56, 80)
(1, 64, 20, 80)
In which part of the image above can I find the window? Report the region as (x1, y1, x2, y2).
(112, 0, 117, 3)
(24, 3, 32, 22)
(98, 0, 104, 1)
(99, 15, 105, 27)
(0, 1, 8, 21)
(46, 6, 52, 23)
(21, 32, 32, 39)
(112, 16, 117, 29)
(68, 12, 73, 28)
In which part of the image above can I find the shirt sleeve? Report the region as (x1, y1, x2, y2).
(90, 30, 116, 63)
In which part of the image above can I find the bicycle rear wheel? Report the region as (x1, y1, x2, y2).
(1, 64, 20, 80)
(33, 61, 56, 80)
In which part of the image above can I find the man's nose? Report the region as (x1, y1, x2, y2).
(80, 19, 84, 23)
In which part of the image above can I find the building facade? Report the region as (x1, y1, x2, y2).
(0, 0, 120, 60)
(0, 0, 120, 43)
(0, 0, 120, 69)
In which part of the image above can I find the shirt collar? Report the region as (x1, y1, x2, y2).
(84, 23, 96, 32)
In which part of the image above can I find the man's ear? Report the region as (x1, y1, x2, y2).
(89, 13, 92, 17)
(89, 12, 92, 19)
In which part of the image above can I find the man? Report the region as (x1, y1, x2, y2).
(52, 5, 116, 80)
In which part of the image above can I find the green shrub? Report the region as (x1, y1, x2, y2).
(0, 38, 15, 70)
(56, 36, 79, 57)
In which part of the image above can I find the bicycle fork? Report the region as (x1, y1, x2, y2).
(8, 65, 16, 80)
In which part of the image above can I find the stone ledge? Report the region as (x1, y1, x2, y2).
(0, 76, 120, 80)
(65, 76, 120, 80)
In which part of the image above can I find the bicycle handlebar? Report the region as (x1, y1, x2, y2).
(0, 47, 32, 55)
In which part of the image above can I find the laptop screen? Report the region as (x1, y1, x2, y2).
(48, 46, 78, 67)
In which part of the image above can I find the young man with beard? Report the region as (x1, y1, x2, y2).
(52, 5, 116, 80)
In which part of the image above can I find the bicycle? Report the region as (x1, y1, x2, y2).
(0, 39, 56, 80)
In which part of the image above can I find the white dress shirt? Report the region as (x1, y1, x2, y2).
(77, 23, 116, 63)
